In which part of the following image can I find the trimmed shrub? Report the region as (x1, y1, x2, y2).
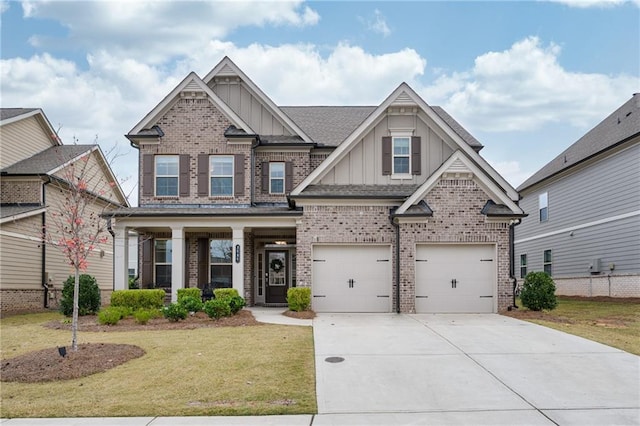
(163, 303, 188, 322)
(213, 288, 239, 300)
(179, 295, 204, 313)
(228, 295, 246, 314)
(203, 298, 231, 319)
(520, 272, 558, 311)
(60, 274, 101, 316)
(98, 307, 121, 325)
(177, 288, 201, 302)
(110, 289, 165, 310)
(134, 309, 156, 325)
(287, 287, 311, 312)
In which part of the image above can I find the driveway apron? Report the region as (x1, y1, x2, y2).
(313, 313, 640, 425)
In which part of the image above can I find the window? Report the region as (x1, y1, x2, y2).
(210, 239, 232, 288)
(155, 156, 179, 196)
(154, 239, 172, 287)
(269, 162, 285, 194)
(520, 254, 527, 279)
(539, 192, 548, 222)
(543, 250, 552, 275)
(393, 137, 410, 174)
(210, 156, 234, 196)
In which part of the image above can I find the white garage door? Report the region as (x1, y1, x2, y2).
(312, 245, 391, 312)
(415, 244, 496, 313)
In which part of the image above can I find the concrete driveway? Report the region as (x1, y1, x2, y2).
(313, 313, 640, 425)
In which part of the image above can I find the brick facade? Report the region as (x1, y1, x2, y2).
(0, 179, 41, 204)
(546, 274, 640, 298)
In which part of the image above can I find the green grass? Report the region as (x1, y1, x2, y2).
(0, 312, 316, 418)
(509, 297, 640, 355)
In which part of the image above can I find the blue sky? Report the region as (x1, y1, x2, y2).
(1, 0, 638, 206)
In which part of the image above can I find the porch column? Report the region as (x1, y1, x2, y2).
(113, 225, 128, 291)
(232, 227, 244, 298)
(171, 226, 185, 302)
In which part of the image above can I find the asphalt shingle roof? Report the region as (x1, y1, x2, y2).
(1, 145, 94, 175)
(518, 94, 640, 191)
(105, 206, 301, 217)
(0, 108, 38, 121)
(295, 184, 420, 199)
(431, 106, 483, 151)
(0, 204, 45, 219)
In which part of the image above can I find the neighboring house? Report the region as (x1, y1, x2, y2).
(0, 108, 129, 313)
(107, 57, 525, 313)
(515, 94, 640, 297)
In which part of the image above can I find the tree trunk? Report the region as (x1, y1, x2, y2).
(71, 267, 79, 351)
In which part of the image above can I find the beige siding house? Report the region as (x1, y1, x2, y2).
(0, 109, 129, 314)
(108, 57, 525, 313)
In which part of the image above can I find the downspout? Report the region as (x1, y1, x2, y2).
(389, 210, 401, 314)
(107, 218, 116, 292)
(250, 137, 260, 207)
(508, 219, 521, 310)
(41, 178, 51, 308)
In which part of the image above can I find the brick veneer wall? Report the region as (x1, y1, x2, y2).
(534, 274, 640, 298)
(1, 180, 41, 204)
(254, 151, 311, 204)
(0, 288, 111, 315)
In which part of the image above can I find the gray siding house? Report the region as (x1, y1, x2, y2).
(107, 57, 525, 313)
(515, 94, 640, 297)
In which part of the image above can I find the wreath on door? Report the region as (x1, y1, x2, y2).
(270, 258, 284, 272)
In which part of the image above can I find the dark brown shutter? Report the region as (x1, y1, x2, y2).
(285, 161, 293, 192)
(198, 154, 208, 197)
(142, 154, 154, 196)
(179, 154, 190, 196)
(198, 238, 209, 287)
(382, 136, 392, 175)
(141, 237, 154, 287)
(411, 136, 421, 175)
(261, 162, 269, 193)
(234, 154, 245, 197)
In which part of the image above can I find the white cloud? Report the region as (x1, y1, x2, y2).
(546, 0, 639, 8)
(0, 1, 9, 14)
(424, 36, 638, 133)
(487, 160, 532, 188)
(20, 0, 320, 64)
(361, 9, 391, 37)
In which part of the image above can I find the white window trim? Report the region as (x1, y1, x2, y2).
(210, 155, 234, 197)
(154, 238, 172, 284)
(391, 132, 412, 179)
(269, 162, 285, 194)
(155, 155, 179, 197)
(539, 192, 549, 222)
(543, 249, 552, 275)
(209, 239, 233, 283)
(520, 254, 527, 279)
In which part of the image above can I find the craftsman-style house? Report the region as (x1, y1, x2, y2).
(107, 57, 524, 313)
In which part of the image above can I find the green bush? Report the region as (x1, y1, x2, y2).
(60, 274, 101, 316)
(179, 295, 204, 313)
(287, 287, 311, 312)
(110, 289, 165, 310)
(133, 309, 155, 325)
(112, 306, 133, 319)
(98, 307, 121, 325)
(177, 288, 201, 302)
(128, 277, 139, 289)
(213, 288, 239, 300)
(228, 295, 246, 314)
(520, 272, 558, 311)
(163, 303, 188, 322)
(203, 298, 231, 319)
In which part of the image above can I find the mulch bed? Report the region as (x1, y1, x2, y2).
(283, 310, 316, 320)
(1, 343, 145, 383)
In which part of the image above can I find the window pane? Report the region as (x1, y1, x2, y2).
(539, 207, 548, 222)
(543, 264, 552, 275)
(270, 178, 284, 194)
(393, 138, 410, 155)
(544, 250, 552, 263)
(539, 192, 548, 208)
(211, 177, 233, 196)
(394, 157, 409, 174)
(210, 265, 232, 288)
(155, 240, 172, 263)
(156, 156, 178, 175)
(520, 267, 527, 279)
(156, 177, 178, 196)
(210, 240, 232, 263)
(270, 163, 284, 178)
(520, 254, 527, 266)
(211, 157, 233, 176)
(155, 265, 172, 287)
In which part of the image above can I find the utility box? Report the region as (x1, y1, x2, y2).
(589, 258, 601, 274)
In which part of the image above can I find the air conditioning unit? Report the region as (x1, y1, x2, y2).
(589, 258, 601, 274)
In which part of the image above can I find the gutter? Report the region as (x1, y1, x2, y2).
(107, 218, 116, 293)
(389, 209, 401, 314)
(41, 178, 51, 309)
(508, 218, 522, 310)
(250, 137, 261, 207)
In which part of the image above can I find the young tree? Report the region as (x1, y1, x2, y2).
(43, 147, 118, 351)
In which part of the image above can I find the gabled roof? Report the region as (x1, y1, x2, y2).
(397, 151, 524, 216)
(518, 93, 640, 192)
(0, 108, 61, 146)
(1, 145, 96, 175)
(292, 184, 419, 199)
(0, 204, 46, 222)
(127, 72, 254, 140)
(431, 106, 483, 152)
(203, 57, 313, 143)
(291, 83, 518, 201)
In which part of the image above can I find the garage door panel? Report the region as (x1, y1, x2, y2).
(313, 245, 391, 313)
(416, 244, 495, 313)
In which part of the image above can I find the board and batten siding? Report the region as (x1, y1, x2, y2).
(0, 116, 55, 169)
(515, 142, 640, 277)
(211, 79, 290, 137)
(0, 215, 43, 289)
(319, 111, 454, 185)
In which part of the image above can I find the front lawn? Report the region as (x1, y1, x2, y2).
(504, 296, 640, 355)
(0, 312, 316, 418)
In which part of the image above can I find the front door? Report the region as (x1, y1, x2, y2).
(266, 251, 288, 304)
